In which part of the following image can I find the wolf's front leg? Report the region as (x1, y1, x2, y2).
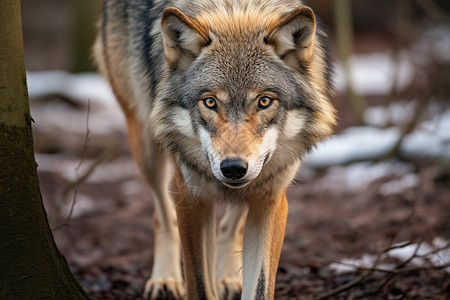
(172, 168, 219, 300)
(144, 206, 183, 300)
(122, 121, 183, 300)
(143, 166, 183, 299)
(241, 191, 288, 300)
(216, 205, 247, 300)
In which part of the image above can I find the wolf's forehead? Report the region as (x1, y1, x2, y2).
(207, 43, 268, 79)
(194, 53, 275, 100)
(190, 4, 290, 87)
(187, 44, 294, 97)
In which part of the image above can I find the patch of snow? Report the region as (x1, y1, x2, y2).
(306, 107, 450, 168)
(330, 238, 450, 274)
(57, 193, 114, 219)
(27, 71, 126, 135)
(388, 238, 450, 273)
(307, 105, 449, 191)
(412, 25, 450, 64)
(67, 194, 97, 218)
(334, 53, 414, 95)
(305, 127, 400, 168)
(27, 71, 116, 104)
(364, 101, 416, 127)
(317, 161, 412, 193)
(35, 153, 82, 181)
(86, 160, 140, 183)
(334, 25, 450, 96)
(379, 173, 419, 195)
(402, 110, 450, 158)
(329, 254, 395, 275)
(35, 154, 139, 183)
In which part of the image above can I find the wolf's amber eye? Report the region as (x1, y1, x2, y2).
(203, 97, 217, 111)
(258, 96, 273, 109)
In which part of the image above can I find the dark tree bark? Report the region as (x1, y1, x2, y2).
(0, 1, 92, 299)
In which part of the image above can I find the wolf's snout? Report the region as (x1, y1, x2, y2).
(220, 157, 248, 180)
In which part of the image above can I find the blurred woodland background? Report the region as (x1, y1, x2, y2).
(20, 0, 450, 299)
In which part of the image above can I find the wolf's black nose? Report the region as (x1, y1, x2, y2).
(220, 157, 248, 180)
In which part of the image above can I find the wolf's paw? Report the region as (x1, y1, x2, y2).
(217, 277, 242, 300)
(144, 278, 184, 300)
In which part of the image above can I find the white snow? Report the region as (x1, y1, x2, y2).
(411, 25, 450, 64)
(27, 71, 116, 104)
(379, 173, 419, 196)
(329, 254, 396, 275)
(35, 153, 140, 183)
(305, 104, 450, 168)
(402, 110, 450, 158)
(388, 238, 450, 273)
(334, 25, 450, 96)
(305, 101, 449, 192)
(316, 161, 413, 193)
(334, 53, 414, 95)
(35, 153, 83, 181)
(364, 101, 416, 128)
(305, 127, 400, 168)
(27, 71, 126, 135)
(329, 238, 450, 274)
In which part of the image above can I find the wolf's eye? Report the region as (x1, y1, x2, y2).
(203, 97, 217, 111)
(258, 96, 273, 109)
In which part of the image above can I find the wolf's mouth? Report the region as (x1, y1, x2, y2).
(222, 180, 250, 189)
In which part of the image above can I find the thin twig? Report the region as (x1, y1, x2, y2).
(52, 147, 115, 231)
(415, 0, 450, 24)
(314, 250, 384, 300)
(52, 99, 91, 228)
(315, 240, 441, 300)
(388, 211, 416, 248)
(378, 241, 423, 292)
(314, 205, 423, 300)
(416, 243, 450, 259)
(352, 262, 450, 274)
(51, 100, 116, 231)
(388, 102, 429, 160)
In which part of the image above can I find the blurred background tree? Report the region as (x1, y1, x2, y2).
(21, 0, 101, 72)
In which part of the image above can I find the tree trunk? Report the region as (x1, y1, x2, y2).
(333, 0, 366, 125)
(70, 0, 102, 72)
(0, 1, 92, 299)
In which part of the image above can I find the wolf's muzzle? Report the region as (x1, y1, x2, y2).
(220, 157, 248, 180)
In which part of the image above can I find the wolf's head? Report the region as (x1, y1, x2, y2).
(151, 4, 335, 189)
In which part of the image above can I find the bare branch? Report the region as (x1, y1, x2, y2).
(52, 100, 116, 231)
(415, 0, 450, 24)
(52, 147, 115, 231)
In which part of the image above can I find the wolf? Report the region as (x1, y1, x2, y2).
(94, 0, 336, 299)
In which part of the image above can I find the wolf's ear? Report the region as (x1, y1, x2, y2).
(265, 6, 316, 65)
(161, 7, 210, 67)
